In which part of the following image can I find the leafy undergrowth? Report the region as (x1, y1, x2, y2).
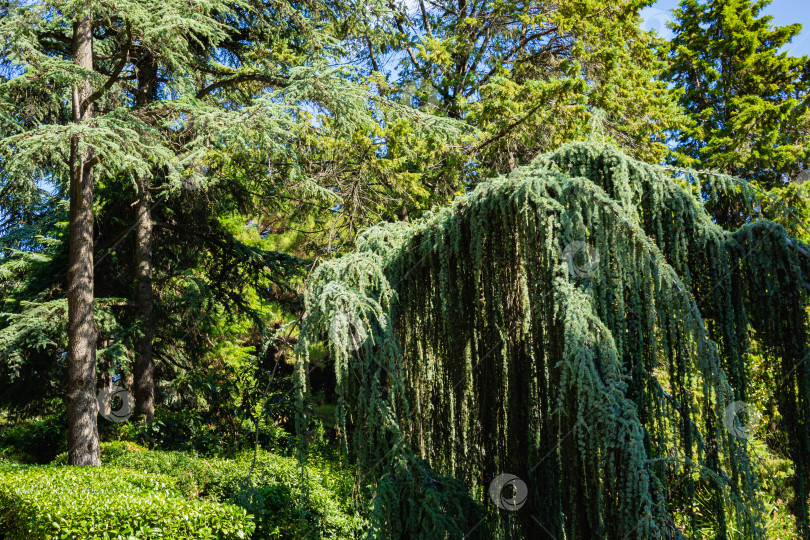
(47, 441, 363, 539)
(0, 410, 66, 464)
(0, 463, 254, 539)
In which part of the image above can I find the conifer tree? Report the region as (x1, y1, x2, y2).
(666, 0, 810, 190)
(65, 8, 100, 466)
(354, 0, 686, 177)
(298, 140, 810, 538)
(0, 0, 460, 459)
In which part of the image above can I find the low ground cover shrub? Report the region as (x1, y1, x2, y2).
(107, 447, 362, 538)
(0, 465, 254, 539)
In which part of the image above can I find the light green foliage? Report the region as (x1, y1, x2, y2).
(0, 0, 466, 413)
(49, 441, 362, 537)
(0, 0, 465, 246)
(357, 0, 686, 178)
(298, 141, 810, 538)
(49, 441, 155, 466)
(0, 464, 255, 539)
(95, 446, 361, 539)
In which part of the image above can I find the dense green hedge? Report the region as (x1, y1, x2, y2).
(50, 440, 143, 466)
(103, 447, 362, 539)
(49, 442, 362, 539)
(0, 464, 254, 539)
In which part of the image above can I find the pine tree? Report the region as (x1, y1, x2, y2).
(666, 0, 810, 190)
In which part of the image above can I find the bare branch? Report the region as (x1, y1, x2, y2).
(196, 74, 289, 99)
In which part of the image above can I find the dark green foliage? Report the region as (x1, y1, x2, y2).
(0, 181, 304, 415)
(666, 0, 810, 190)
(297, 141, 810, 538)
(0, 409, 66, 464)
(369, 456, 486, 539)
(0, 465, 255, 539)
(0, 0, 460, 445)
(103, 388, 293, 456)
(547, 143, 810, 535)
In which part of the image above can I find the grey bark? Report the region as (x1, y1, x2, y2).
(133, 172, 154, 420)
(66, 13, 101, 466)
(133, 54, 157, 421)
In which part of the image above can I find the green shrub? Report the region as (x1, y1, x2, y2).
(0, 411, 66, 463)
(108, 448, 362, 539)
(108, 407, 233, 454)
(0, 465, 254, 539)
(50, 440, 147, 466)
(0, 446, 31, 465)
(101, 406, 291, 456)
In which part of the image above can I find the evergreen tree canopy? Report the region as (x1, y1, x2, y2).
(1, 0, 810, 538)
(666, 0, 810, 189)
(355, 0, 686, 177)
(0, 0, 461, 416)
(297, 140, 810, 538)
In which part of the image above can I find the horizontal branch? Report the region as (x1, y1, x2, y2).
(196, 74, 289, 99)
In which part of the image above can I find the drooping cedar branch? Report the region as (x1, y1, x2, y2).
(195, 74, 290, 99)
(298, 141, 810, 538)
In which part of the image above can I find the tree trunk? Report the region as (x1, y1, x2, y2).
(133, 172, 154, 420)
(66, 13, 101, 467)
(133, 55, 157, 421)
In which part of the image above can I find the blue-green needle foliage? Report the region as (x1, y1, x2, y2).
(297, 141, 810, 538)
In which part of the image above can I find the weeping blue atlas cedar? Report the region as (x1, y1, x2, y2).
(295, 141, 810, 539)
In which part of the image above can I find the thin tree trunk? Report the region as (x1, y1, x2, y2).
(67, 13, 101, 467)
(133, 55, 157, 421)
(133, 172, 154, 420)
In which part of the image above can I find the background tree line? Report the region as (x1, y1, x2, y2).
(0, 0, 808, 536)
